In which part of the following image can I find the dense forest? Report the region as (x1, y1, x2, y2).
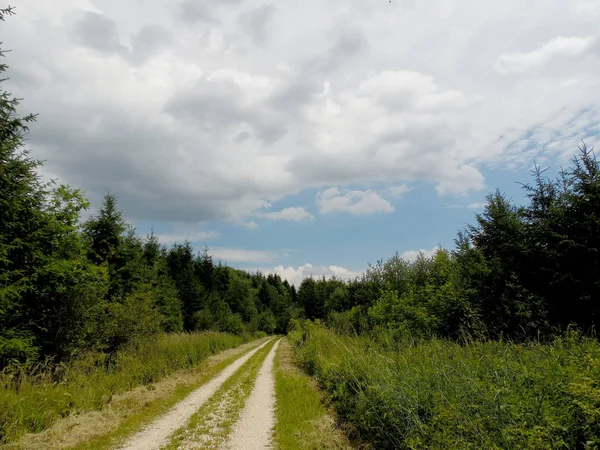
(2, 0, 600, 370)
(294, 144, 600, 342)
(0, 6, 301, 367)
(287, 143, 600, 448)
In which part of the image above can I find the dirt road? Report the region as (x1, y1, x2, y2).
(226, 338, 281, 449)
(117, 338, 274, 450)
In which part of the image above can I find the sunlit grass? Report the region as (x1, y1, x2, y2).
(273, 338, 355, 450)
(0, 331, 264, 445)
(290, 324, 600, 449)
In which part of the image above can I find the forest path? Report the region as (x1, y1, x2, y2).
(117, 338, 275, 450)
(225, 338, 281, 449)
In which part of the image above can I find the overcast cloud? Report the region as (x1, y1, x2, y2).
(6, 0, 600, 223)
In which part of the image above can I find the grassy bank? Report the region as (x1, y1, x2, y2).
(273, 338, 354, 450)
(289, 322, 600, 449)
(0, 331, 265, 445)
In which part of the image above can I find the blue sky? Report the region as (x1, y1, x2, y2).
(134, 161, 560, 284)
(5, 0, 600, 285)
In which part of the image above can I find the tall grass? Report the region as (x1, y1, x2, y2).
(0, 331, 264, 444)
(289, 323, 600, 449)
(273, 338, 354, 449)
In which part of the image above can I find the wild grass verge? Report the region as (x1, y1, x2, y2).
(4, 337, 270, 450)
(163, 338, 278, 449)
(289, 322, 600, 449)
(273, 338, 355, 450)
(0, 331, 266, 445)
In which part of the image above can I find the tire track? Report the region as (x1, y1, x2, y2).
(117, 338, 274, 450)
(226, 338, 281, 449)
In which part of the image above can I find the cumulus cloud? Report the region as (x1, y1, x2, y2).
(258, 263, 363, 286)
(317, 187, 394, 215)
(495, 36, 597, 74)
(386, 184, 412, 198)
(72, 11, 128, 55)
(259, 206, 314, 221)
(400, 246, 441, 262)
(4, 0, 600, 227)
(238, 4, 276, 46)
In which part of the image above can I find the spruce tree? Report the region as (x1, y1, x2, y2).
(0, 6, 45, 363)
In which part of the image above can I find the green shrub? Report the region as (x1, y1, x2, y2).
(289, 323, 600, 449)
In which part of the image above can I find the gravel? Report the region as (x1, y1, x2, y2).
(117, 338, 274, 450)
(226, 338, 281, 450)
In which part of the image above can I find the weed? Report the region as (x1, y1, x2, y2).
(273, 338, 356, 450)
(0, 332, 259, 445)
(289, 323, 600, 449)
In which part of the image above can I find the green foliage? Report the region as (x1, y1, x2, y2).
(520, 145, 600, 330)
(0, 11, 45, 364)
(222, 314, 247, 335)
(83, 194, 126, 266)
(293, 146, 600, 342)
(0, 332, 248, 444)
(368, 289, 435, 340)
(290, 323, 600, 449)
(258, 309, 277, 334)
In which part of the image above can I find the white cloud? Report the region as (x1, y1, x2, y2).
(467, 202, 487, 209)
(208, 247, 279, 263)
(259, 206, 315, 221)
(4, 0, 600, 227)
(240, 221, 259, 230)
(317, 187, 394, 215)
(256, 263, 363, 286)
(495, 36, 597, 74)
(386, 184, 412, 198)
(571, 0, 600, 19)
(400, 246, 441, 262)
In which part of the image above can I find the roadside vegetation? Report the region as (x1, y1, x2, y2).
(273, 338, 355, 450)
(289, 323, 600, 449)
(0, 332, 268, 445)
(4, 337, 269, 450)
(287, 122, 600, 447)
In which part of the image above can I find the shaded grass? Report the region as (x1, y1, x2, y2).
(162, 338, 278, 450)
(0, 331, 265, 445)
(273, 338, 355, 450)
(289, 323, 600, 449)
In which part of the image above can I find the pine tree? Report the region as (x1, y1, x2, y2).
(0, 7, 46, 363)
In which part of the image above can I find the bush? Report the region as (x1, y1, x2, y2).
(222, 314, 246, 335)
(289, 323, 600, 449)
(258, 310, 277, 334)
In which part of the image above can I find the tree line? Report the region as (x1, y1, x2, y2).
(3, 4, 600, 371)
(296, 145, 600, 342)
(0, 10, 302, 367)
